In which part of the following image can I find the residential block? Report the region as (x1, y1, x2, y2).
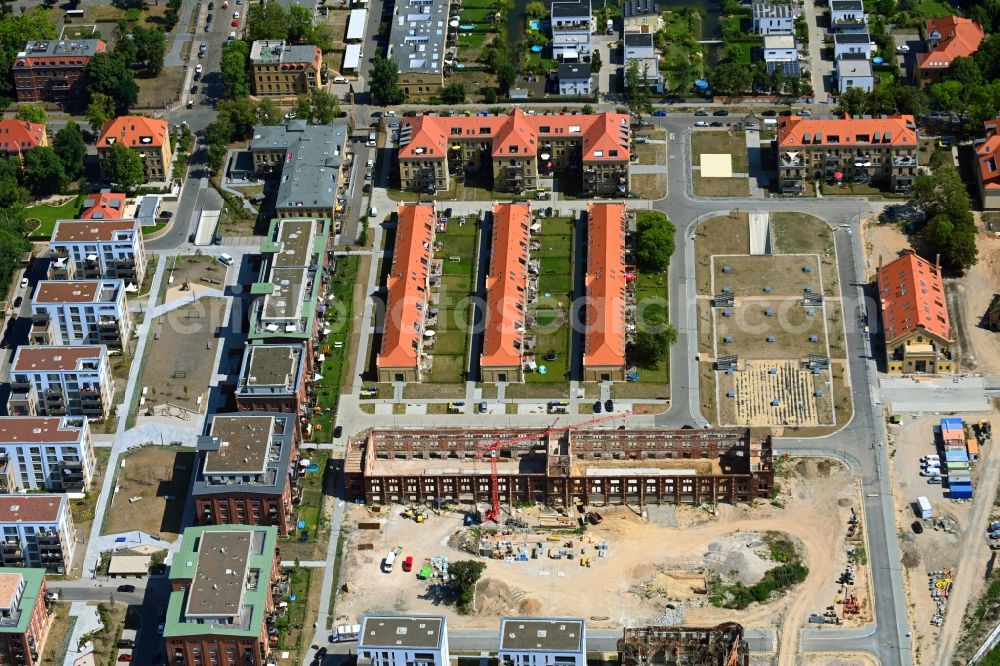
(0, 568, 51, 666)
(0, 495, 76, 573)
(0, 416, 96, 492)
(49, 219, 147, 284)
(13, 39, 105, 103)
(97, 116, 172, 184)
(29, 280, 132, 349)
(8, 346, 114, 419)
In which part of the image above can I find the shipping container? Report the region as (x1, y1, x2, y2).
(949, 484, 974, 499)
(945, 449, 970, 462)
(967, 438, 980, 460)
(916, 496, 933, 519)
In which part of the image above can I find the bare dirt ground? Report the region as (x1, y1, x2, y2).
(104, 446, 194, 540)
(861, 217, 909, 282)
(336, 460, 866, 661)
(163, 255, 229, 305)
(948, 225, 1000, 375)
(887, 412, 1000, 665)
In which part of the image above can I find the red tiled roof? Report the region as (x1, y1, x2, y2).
(978, 118, 1000, 191)
(0, 417, 86, 444)
(377, 204, 435, 370)
(583, 203, 627, 369)
(481, 203, 531, 369)
(52, 219, 137, 243)
(98, 115, 168, 149)
(0, 495, 65, 524)
(778, 114, 917, 148)
(877, 250, 951, 344)
(80, 192, 126, 219)
(397, 110, 631, 162)
(0, 119, 46, 152)
(917, 16, 984, 70)
(12, 346, 105, 372)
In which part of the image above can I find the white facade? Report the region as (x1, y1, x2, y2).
(50, 219, 147, 284)
(359, 614, 450, 666)
(752, 3, 799, 35)
(0, 494, 76, 573)
(551, 0, 592, 61)
(834, 33, 875, 60)
(7, 346, 115, 419)
(830, 0, 867, 32)
(30, 279, 132, 348)
(499, 618, 586, 666)
(837, 57, 875, 92)
(763, 35, 798, 63)
(623, 34, 654, 59)
(0, 416, 96, 492)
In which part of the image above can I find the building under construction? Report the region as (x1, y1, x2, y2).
(344, 428, 773, 507)
(617, 623, 749, 666)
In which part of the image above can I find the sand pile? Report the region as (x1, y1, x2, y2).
(702, 536, 772, 585)
(475, 578, 540, 616)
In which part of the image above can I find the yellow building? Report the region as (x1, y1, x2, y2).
(877, 251, 955, 374)
(250, 41, 323, 98)
(97, 116, 172, 183)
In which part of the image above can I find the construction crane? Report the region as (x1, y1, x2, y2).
(476, 411, 632, 524)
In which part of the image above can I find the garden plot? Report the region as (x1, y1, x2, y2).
(711, 254, 824, 298)
(426, 217, 477, 383)
(718, 360, 835, 426)
(524, 217, 574, 384)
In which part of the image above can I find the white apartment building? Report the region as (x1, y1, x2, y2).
(7, 346, 114, 420)
(0, 416, 96, 492)
(49, 219, 147, 284)
(0, 494, 76, 573)
(551, 0, 592, 61)
(830, 0, 867, 32)
(499, 618, 587, 666)
(359, 614, 450, 666)
(29, 279, 132, 349)
(834, 32, 875, 60)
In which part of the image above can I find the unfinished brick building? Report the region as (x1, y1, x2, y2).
(344, 428, 773, 507)
(617, 624, 749, 666)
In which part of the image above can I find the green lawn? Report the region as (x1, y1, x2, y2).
(26, 195, 84, 239)
(910, 0, 954, 18)
(141, 222, 168, 236)
(428, 217, 477, 383)
(527, 217, 573, 384)
(727, 42, 752, 65)
(276, 567, 311, 650)
(692, 131, 749, 173)
(311, 256, 359, 439)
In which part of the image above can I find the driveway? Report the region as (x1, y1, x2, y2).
(803, 0, 831, 103)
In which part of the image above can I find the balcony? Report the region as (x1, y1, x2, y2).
(891, 155, 919, 167)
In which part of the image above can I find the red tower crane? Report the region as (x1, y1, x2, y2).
(476, 411, 632, 524)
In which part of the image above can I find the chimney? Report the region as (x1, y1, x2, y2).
(935, 253, 941, 269)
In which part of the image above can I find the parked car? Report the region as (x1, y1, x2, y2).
(233, 11, 239, 18)
(694, 109, 709, 116)
(363, 184, 371, 193)
(19, 277, 28, 289)
(333, 76, 348, 84)
(207, 1, 213, 7)
(13, 296, 21, 308)
(117, 584, 136, 593)
(897, 44, 910, 53)
(694, 120, 708, 127)
(912, 521, 924, 534)
(710, 121, 724, 127)
(927, 477, 942, 484)
(604, 399, 614, 413)
(919, 468, 941, 477)
(593, 400, 602, 414)
(652, 110, 667, 117)
(761, 110, 777, 117)
(218, 253, 234, 266)
(402, 556, 413, 572)
(713, 109, 729, 116)
(117, 639, 135, 649)
(989, 521, 1000, 532)
(118, 656, 133, 663)
(921, 455, 940, 463)
(206, 13, 212, 21)
(232, 18, 238, 25)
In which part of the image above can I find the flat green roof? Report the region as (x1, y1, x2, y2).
(164, 525, 278, 639)
(0, 568, 45, 634)
(248, 218, 330, 343)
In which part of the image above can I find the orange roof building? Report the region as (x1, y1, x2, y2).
(917, 16, 984, 84)
(0, 119, 47, 155)
(583, 203, 628, 382)
(480, 203, 531, 383)
(877, 250, 955, 374)
(97, 116, 173, 184)
(377, 204, 436, 383)
(775, 114, 919, 195)
(80, 191, 126, 219)
(397, 110, 630, 197)
(976, 118, 1000, 210)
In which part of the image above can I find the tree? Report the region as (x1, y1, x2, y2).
(206, 142, 228, 173)
(590, 48, 601, 74)
(310, 88, 339, 124)
(85, 53, 138, 114)
(447, 561, 486, 614)
(132, 26, 166, 75)
(22, 147, 67, 196)
(370, 53, 406, 105)
(103, 141, 145, 190)
(220, 39, 250, 99)
(293, 94, 312, 121)
(929, 80, 966, 115)
(495, 62, 517, 94)
(632, 326, 676, 370)
(945, 56, 984, 91)
(525, 1, 546, 18)
(0, 157, 28, 210)
(53, 122, 87, 181)
(287, 4, 313, 44)
(247, 2, 288, 41)
(865, 85, 896, 115)
(255, 97, 282, 125)
(16, 104, 46, 124)
(976, 33, 1000, 81)
(709, 62, 751, 96)
(218, 97, 257, 138)
(0, 8, 57, 98)
(967, 81, 1000, 127)
(311, 23, 334, 52)
(634, 210, 676, 272)
(909, 165, 978, 273)
(203, 118, 235, 148)
(837, 87, 867, 116)
(440, 83, 466, 104)
(625, 59, 652, 125)
(890, 83, 929, 117)
(86, 93, 117, 134)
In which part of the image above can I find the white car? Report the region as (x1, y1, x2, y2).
(897, 45, 910, 53)
(921, 455, 940, 464)
(366, 158, 375, 168)
(694, 120, 708, 127)
(920, 468, 941, 477)
(333, 76, 348, 84)
(195, 63, 203, 74)
(233, 11, 239, 18)
(19, 277, 28, 289)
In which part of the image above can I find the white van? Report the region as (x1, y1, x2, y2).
(381, 551, 396, 573)
(332, 624, 361, 642)
(369, 206, 378, 218)
(218, 253, 234, 266)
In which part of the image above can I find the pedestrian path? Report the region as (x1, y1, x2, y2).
(65, 602, 102, 664)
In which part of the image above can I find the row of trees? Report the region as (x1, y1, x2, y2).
(246, 2, 334, 50)
(632, 211, 678, 371)
(909, 165, 978, 274)
(709, 62, 812, 98)
(924, 35, 1000, 128)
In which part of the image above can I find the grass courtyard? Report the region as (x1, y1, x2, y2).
(427, 216, 478, 383)
(692, 131, 749, 173)
(526, 217, 574, 384)
(311, 255, 359, 440)
(26, 195, 83, 240)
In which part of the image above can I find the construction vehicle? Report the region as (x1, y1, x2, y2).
(476, 411, 631, 523)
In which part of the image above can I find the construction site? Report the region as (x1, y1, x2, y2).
(618, 624, 749, 666)
(343, 425, 775, 509)
(333, 451, 870, 656)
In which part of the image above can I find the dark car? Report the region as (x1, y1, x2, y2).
(333, 425, 343, 438)
(694, 109, 709, 116)
(761, 110, 777, 117)
(710, 121, 723, 127)
(372, 111, 383, 118)
(713, 109, 729, 116)
(117, 639, 135, 649)
(206, 13, 212, 21)
(159, 210, 173, 218)
(780, 110, 793, 116)
(117, 584, 136, 593)
(912, 521, 924, 534)
(604, 399, 614, 412)
(208, 1, 213, 7)
(191, 84, 198, 94)
(13, 296, 21, 308)
(363, 183, 372, 193)
(652, 110, 667, 117)
(317, 647, 328, 658)
(593, 400, 602, 413)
